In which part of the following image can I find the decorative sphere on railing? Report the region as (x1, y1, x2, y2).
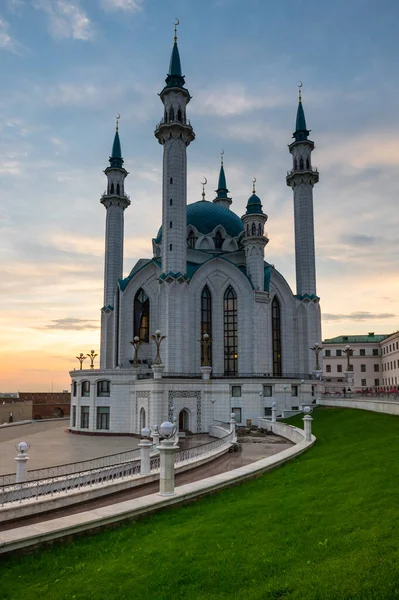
(16, 441, 30, 454)
(272, 401, 276, 408)
(230, 412, 236, 420)
(303, 406, 313, 414)
(141, 427, 151, 438)
(159, 421, 176, 438)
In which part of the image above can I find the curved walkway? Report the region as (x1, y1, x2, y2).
(0, 422, 314, 555)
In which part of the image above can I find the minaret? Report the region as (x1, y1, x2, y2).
(241, 180, 269, 291)
(286, 87, 319, 297)
(154, 24, 195, 275)
(100, 119, 130, 369)
(213, 151, 232, 210)
(101, 118, 130, 307)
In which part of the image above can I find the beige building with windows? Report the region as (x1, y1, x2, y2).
(322, 333, 389, 391)
(381, 331, 399, 387)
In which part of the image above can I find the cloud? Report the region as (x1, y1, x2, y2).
(323, 312, 397, 322)
(192, 85, 289, 117)
(42, 318, 100, 330)
(33, 0, 93, 41)
(101, 0, 143, 11)
(0, 16, 19, 53)
(6, 0, 25, 14)
(340, 234, 378, 247)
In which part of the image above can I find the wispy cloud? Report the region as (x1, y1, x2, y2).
(42, 318, 99, 330)
(0, 16, 19, 53)
(323, 312, 397, 322)
(33, 0, 93, 41)
(101, 0, 143, 11)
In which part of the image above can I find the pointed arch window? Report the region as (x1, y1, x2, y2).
(294, 159, 298, 170)
(224, 285, 238, 375)
(213, 230, 224, 250)
(299, 157, 304, 170)
(187, 231, 197, 249)
(272, 296, 282, 376)
(110, 183, 114, 194)
(177, 108, 182, 122)
(201, 286, 212, 366)
(116, 183, 120, 195)
(134, 288, 150, 343)
(169, 108, 175, 122)
(306, 158, 310, 170)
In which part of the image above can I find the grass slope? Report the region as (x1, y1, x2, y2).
(1, 408, 399, 600)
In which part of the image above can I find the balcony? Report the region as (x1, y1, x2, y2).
(286, 166, 318, 177)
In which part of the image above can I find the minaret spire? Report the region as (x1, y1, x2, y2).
(100, 118, 130, 369)
(213, 150, 232, 209)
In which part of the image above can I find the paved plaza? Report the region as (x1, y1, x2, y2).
(0, 420, 140, 475)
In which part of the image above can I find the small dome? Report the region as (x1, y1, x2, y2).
(246, 193, 263, 215)
(155, 201, 244, 243)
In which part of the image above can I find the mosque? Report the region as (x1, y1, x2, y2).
(69, 30, 322, 435)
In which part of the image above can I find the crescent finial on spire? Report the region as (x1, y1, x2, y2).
(252, 176, 256, 194)
(220, 149, 224, 167)
(201, 176, 207, 201)
(174, 17, 180, 42)
(116, 113, 121, 132)
(298, 81, 303, 103)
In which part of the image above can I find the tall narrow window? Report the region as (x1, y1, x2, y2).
(134, 288, 150, 343)
(224, 285, 238, 375)
(214, 230, 224, 250)
(169, 108, 174, 122)
(116, 183, 120, 195)
(299, 157, 304, 170)
(110, 183, 114, 194)
(272, 296, 282, 376)
(187, 231, 197, 249)
(177, 108, 182, 122)
(201, 286, 212, 366)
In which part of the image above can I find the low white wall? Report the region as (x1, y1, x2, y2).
(317, 397, 399, 416)
(257, 418, 306, 444)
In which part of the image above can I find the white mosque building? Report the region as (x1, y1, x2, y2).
(69, 32, 322, 435)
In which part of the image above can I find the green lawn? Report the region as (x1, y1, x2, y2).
(2, 408, 399, 600)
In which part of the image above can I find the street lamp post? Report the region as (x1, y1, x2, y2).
(303, 406, 313, 442)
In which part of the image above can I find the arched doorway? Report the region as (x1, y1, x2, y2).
(139, 407, 146, 430)
(51, 407, 64, 418)
(179, 409, 190, 432)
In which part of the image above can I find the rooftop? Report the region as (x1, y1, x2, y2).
(323, 333, 390, 344)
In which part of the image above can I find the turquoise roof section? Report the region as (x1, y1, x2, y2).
(323, 333, 389, 344)
(215, 164, 229, 199)
(294, 100, 310, 143)
(155, 201, 244, 243)
(165, 41, 185, 89)
(264, 264, 271, 292)
(109, 131, 124, 169)
(245, 193, 263, 215)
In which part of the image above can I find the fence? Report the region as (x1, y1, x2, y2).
(0, 428, 233, 506)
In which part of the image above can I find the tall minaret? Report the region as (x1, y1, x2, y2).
(213, 152, 232, 210)
(241, 180, 269, 290)
(154, 24, 195, 275)
(286, 87, 319, 297)
(100, 119, 130, 369)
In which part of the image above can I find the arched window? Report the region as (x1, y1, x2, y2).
(116, 183, 120, 195)
(213, 230, 224, 250)
(187, 231, 197, 249)
(251, 222, 256, 235)
(164, 109, 167, 122)
(201, 285, 212, 366)
(170, 244, 173, 251)
(294, 159, 297, 170)
(134, 288, 150, 343)
(72, 381, 77, 397)
(110, 183, 114, 194)
(177, 108, 182, 122)
(170, 221, 173, 228)
(97, 380, 110, 397)
(224, 286, 238, 375)
(306, 158, 310, 170)
(170, 198, 173, 206)
(169, 108, 174, 122)
(81, 381, 90, 397)
(258, 223, 262, 236)
(139, 407, 146, 430)
(170, 177, 173, 184)
(299, 157, 304, 170)
(272, 296, 282, 376)
(179, 409, 190, 431)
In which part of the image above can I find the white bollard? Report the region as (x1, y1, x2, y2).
(230, 412, 237, 442)
(139, 428, 152, 475)
(271, 405, 277, 423)
(303, 414, 313, 441)
(15, 441, 30, 483)
(158, 438, 179, 496)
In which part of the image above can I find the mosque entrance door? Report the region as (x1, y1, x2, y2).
(179, 409, 190, 432)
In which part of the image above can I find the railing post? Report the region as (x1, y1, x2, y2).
(271, 402, 277, 423)
(158, 421, 179, 497)
(139, 428, 152, 475)
(151, 425, 160, 450)
(303, 413, 313, 442)
(15, 442, 29, 484)
(230, 412, 237, 443)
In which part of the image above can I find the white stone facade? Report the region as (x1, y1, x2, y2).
(70, 36, 323, 434)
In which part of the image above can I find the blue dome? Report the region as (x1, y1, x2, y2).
(155, 201, 244, 243)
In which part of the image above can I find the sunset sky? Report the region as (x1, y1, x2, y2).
(0, 0, 398, 392)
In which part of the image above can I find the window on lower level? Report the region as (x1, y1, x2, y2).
(291, 385, 298, 397)
(337, 365, 342, 373)
(374, 379, 380, 387)
(374, 364, 379, 372)
(231, 386, 241, 397)
(80, 406, 89, 429)
(361, 364, 366, 372)
(360, 349, 366, 356)
(232, 407, 242, 423)
(97, 407, 110, 430)
(361, 379, 367, 387)
(326, 365, 331, 373)
(263, 385, 273, 397)
(72, 381, 77, 397)
(81, 381, 90, 397)
(72, 405, 76, 427)
(373, 349, 379, 356)
(336, 350, 342, 357)
(325, 350, 331, 357)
